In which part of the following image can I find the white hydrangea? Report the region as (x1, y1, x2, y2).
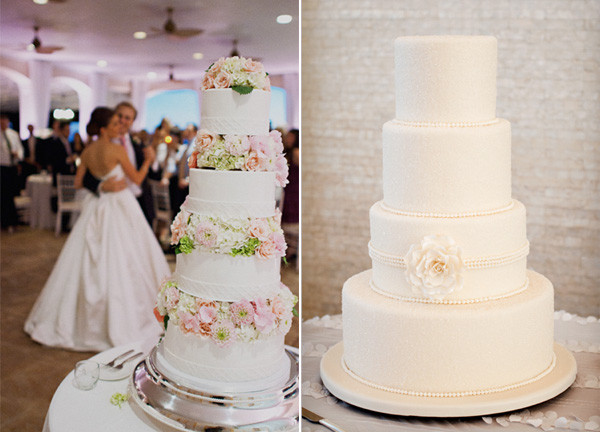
(237, 325, 259, 342)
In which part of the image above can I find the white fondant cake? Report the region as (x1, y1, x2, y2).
(336, 36, 566, 398)
(153, 57, 295, 392)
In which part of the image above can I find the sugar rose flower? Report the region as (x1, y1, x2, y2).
(195, 221, 218, 248)
(243, 58, 263, 73)
(244, 152, 262, 171)
(404, 235, 464, 299)
(187, 151, 199, 168)
(170, 211, 187, 244)
(214, 70, 232, 89)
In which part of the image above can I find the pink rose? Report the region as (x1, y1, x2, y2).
(214, 70, 232, 89)
(201, 73, 214, 90)
(194, 130, 217, 152)
(195, 221, 218, 248)
(269, 130, 284, 153)
(270, 296, 287, 319)
(275, 154, 289, 187)
(179, 311, 201, 334)
(197, 304, 218, 324)
(170, 211, 187, 244)
(211, 58, 225, 75)
(248, 218, 271, 241)
(187, 151, 199, 168)
(270, 231, 287, 257)
(256, 238, 277, 259)
(243, 58, 263, 73)
(249, 135, 268, 155)
(164, 285, 180, 310)
(244, 152, 262, 171)
(253, 298, 276, 333)
(224, 135, 250, 156)
(273, 208, 282, 225)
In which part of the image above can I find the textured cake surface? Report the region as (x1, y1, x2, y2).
(201, 89, 270, 136)
(343, 269, 554, 394)
(337, 35, 558, 397)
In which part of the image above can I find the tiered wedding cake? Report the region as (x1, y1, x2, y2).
(330, 36, 572, 400)
(152, 57, 297, 393)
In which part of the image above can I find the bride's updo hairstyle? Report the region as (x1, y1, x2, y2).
(86, 107, 115, 137)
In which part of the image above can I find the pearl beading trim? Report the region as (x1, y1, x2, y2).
(368, 241, 530, 270)
(391, 118, 500, 128)
(342, 353, 556, 398)
(378, 200, 515, 218)
(369, 278, 530, 305)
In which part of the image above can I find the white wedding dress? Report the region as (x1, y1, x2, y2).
(24, 165, 171, 351)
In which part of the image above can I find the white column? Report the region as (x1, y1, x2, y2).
(89, 72, 108, 107)
(282, 73, 299, 129)
(130, 78, 148, 131)
(28, 60, 53, 130)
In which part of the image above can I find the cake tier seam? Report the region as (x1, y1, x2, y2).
(341, 352, 556, 397)
(368, 241, 529, 270)
(391, 118, 500, 128)
(369, 277, 529, 305)
(378, 200, 515, 218)
(176, 273, 281, 301)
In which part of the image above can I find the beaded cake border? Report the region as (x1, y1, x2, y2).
(391, 118, 500, 128)
(378, 200, 515, 219)
(341, 352, 556, 398)
(369, 278, 529, 305)
(368, 241, 530, 270)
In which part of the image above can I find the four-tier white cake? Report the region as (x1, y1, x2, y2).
(337, 35, 568, 398)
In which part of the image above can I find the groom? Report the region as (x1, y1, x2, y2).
(83, 102, 156, 224)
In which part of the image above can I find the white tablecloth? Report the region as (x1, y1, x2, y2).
(302, 311, 600, 432)
(26, 174, 54, 230)
(42, 337, 172, 432)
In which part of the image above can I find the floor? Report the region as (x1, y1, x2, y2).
(0, 226, 299, 432)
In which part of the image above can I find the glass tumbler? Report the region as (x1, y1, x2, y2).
(73, 360, 100, 390)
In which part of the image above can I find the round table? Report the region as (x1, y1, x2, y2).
(42, 337, 172, 432)
(26, 173, 54, 230)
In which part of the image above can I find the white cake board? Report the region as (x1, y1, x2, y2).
(320, 342, 576, 418)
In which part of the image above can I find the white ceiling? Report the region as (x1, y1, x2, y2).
(0, 0, 299, 111)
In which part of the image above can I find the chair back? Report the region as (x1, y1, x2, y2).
(56, 174, 78, 206)
(149, 180, 171, 215)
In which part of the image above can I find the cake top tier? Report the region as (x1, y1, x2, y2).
(395, 35, 497, 123)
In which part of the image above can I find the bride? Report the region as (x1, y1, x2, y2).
(24, 107, 171, 351)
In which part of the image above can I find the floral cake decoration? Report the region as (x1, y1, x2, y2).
(171, 208, 287, 259)
(201, 56, 270, 95)
(154, 278, 298, 346)
(187, 129, 289, 187)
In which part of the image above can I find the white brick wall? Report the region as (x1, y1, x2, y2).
(301, 0, 600, 318)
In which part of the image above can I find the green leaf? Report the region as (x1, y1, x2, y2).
(292, 307, 299, 317)
(205, 63, 214, 72)
(164, 314, 169, 330)
(231, 85, 253, 95)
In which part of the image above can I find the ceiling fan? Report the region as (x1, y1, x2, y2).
(28, 26, 64, 54)
(149, 7, 203, 40)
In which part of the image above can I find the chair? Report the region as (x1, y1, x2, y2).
(149, 179, 172, 236)
(55, 174, 81, 236)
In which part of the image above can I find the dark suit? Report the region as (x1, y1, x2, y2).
(19, 136, 40, 190)
(46, 136, 75, 186)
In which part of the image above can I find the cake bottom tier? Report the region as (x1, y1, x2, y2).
(157, 324, 290, 393)
(342, 269, 555, 396)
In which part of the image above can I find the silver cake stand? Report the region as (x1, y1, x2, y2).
(129, 345, 299, 431)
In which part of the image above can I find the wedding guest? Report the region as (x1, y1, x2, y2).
(46, 120, 76, 186)
(19, 124, 40, 190)
(24, 107, 170, 351)
(1, 113, 24, 232)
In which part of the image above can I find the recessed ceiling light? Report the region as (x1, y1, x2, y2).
(147, 71, 157, 79)
(33, 0, 48, 4)
(192, 52, 204, 60)
(134, 31, 147, 40)
(276, 14, 292, 24)
(27, 44, 36, 51)
(97, 60, 108, 68)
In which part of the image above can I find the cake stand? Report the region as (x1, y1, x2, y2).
(320, 342, 577, 417)
(130, 346, 299, 431)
